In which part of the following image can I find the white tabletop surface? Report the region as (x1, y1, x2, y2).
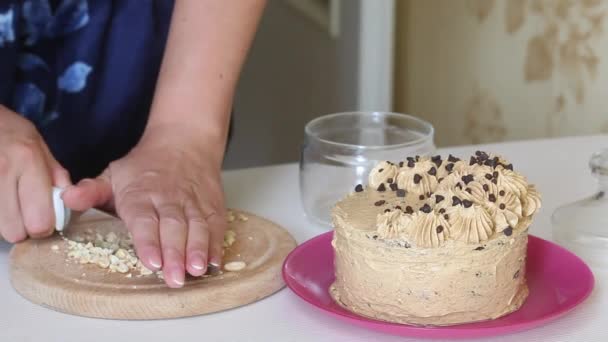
(2, 134, 607, 342)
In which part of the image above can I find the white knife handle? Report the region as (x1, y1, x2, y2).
(52, 187, 71, 231)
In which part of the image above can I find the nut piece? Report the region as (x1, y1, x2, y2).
(224, 261, 247, 272)
(227, 211, 236, 223)
(223, 230, 236, 248)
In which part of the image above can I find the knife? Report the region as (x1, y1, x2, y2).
(52, 187, 73, 232)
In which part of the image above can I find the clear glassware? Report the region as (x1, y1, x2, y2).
(553, 149, 608, 268)
(299, 111, 436, 227)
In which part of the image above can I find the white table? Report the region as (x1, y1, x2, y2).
(2, 135, 607, 342)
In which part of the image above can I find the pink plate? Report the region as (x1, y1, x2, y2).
(283, 232, 594, 339)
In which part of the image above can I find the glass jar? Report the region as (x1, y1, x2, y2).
(299, 112, 436, 227)
(552, 149, 608, 268)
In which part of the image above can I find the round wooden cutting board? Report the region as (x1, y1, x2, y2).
(9, 209, 297, 320)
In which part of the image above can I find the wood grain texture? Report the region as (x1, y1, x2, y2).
(9, 209, 296, 320)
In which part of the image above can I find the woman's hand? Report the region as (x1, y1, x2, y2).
(0, 105, 71, 242)
(62, 125, 227, 288)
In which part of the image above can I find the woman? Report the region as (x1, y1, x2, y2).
(0, 0, 266, 288)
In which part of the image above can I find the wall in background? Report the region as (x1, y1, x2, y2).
(394, 0, 608, 147)
(224, 0, 361, 169)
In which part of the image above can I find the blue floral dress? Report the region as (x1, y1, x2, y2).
(0, 0, 174, 181)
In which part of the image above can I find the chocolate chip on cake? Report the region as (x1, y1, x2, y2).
(455, 183, 463, 190)
(452, 196, 462, 206)
(485, 173, 493, 180)
(438, 177, 444, 183)
(399, 161, 404, 167)
(420, 204, 432, 213)
(474, 246, 485, 251)
(428, 167, 437, 176)
(492, 178, 498, 184)
(419, 194, 426, 200)
(483, 184, 490, 192)
(465, 188, 472, 194)
(504, 163, 514, 171)
(387, 178, 393, 184)
(377, 183, 386, 192)
(503, 226, 513, 236)
(374, 200, 386, 206)
(431, 155, 442, 167)
(448, 154, 459, 162)
(445, 163, 455, 172)
(484, 158, 496, 167)
(413, 174, 422, 184)
(435, 195, 445, 204)
(395, 205, 402, 210)
(499, 203, 506, 210)
(407, 159, 416, 168)
(438, 208, 446, 214)
(513, 270, 520, 279)
(469, 156, 477, 165)
(493, 171, 499, 178)
(390, 183, 398, 191)
(384, 209, 391, 213)
(462, 200, 473, 208)
(354, 184, 364, 192)
(475, 151, 489, 160)
(461, 174, 474, 185)
(405, 206, 414, 214)
(443, 214, 449, 220)
(436, 226, 444, 234)
(499, 190, 505, 196)
(396, 189, 406, 197)
(378, 168, 384, 173)
(488, 194, 497, 202)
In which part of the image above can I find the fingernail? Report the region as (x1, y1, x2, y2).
(149, 256, 162, 270)
(191, 253, 206, 271)
(173, 270, 185, 287)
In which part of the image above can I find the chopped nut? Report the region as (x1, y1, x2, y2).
(224, 261, 247, 272)
(223, 230, 236, 248)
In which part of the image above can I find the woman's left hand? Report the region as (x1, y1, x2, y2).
(62, 126, 227, 288)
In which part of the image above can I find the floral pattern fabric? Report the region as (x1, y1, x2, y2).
(0, 0, 174, 181)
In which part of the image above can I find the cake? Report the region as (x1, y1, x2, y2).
(330, 152, 541, 326)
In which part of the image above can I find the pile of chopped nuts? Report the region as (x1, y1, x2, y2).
(54, 210, 246, 278)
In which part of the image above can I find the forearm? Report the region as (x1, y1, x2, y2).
(144, 0, 266, 162)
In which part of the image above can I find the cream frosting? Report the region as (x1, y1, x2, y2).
(408, 211, 450, 248)
(448, 204, 495, 244)
(368, 161, 399, 189)
(522, 186, 542, 217)
(376, 210, 412, 239)
(396, 157, 439, 195)
(331, 151, 541, 326)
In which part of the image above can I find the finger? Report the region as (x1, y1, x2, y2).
(118, 198, 162, 272)
(41, 143, 71, 188)
(0, 176, 27, 243)
(62, 173, 112, 211)
(185, 203, 209, 277)
(17, 149, 55, 238)
(157, 203, 188, 288)
(206, 211, 228, 267)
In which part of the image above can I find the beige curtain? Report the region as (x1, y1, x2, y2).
(394, 0, 608, 147)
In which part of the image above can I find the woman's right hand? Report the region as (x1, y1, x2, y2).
(0, 105, 71, 242)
